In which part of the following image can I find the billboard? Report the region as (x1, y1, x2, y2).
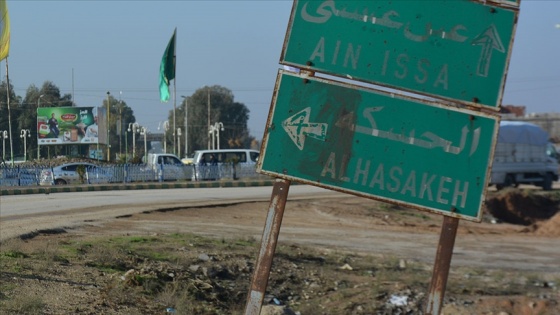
(37, 107, 107, 145)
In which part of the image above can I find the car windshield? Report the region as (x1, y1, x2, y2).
(546, 143, 559, 161)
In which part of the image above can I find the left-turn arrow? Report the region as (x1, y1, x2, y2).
(282, 107, 328, 150)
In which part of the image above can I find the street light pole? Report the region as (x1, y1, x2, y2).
(128, 123, 139, 159)
(35, 95, 44, 160)
(181, 95, 188, 157)
(207, 88, 211, 149)
(158, 121, 169, 153)
(209, 126, 215, 150)
(177, 128, 182, 157)
(125, 128, 128, 162)
(215, 122, 224, 150)
(140, 127, 148, 163)
(208, 122, 224, 150)
(106, 91, 111, 161)
(1, 130, 7, 161)
(20, 129, 31, 161)
(119, 91, 122, 158)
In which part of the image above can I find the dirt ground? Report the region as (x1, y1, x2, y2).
(1, 187, 559, 314)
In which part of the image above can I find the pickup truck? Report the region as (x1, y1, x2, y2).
(490, 121, 559, 190)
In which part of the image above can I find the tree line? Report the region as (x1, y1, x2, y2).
(0, 80, 255, 162)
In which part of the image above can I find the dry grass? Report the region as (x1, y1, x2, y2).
(1, 232, 558, 314)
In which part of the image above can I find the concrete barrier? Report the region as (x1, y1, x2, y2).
(1, 179, 278, 196)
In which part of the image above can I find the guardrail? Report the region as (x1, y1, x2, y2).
(0, 163, 264, 187)
(0, 165, 46, 187)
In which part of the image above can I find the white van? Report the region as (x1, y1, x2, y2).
(191, 149, 259, 180)
(144, 153, 192, 181)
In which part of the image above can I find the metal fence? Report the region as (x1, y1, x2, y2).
(0, 165, 49, 187)
(0, 163, 263, 187)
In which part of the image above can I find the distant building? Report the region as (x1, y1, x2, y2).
(500, 105, 526, 117)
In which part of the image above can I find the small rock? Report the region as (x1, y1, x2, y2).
(339, 263, 353, 270)
(389, 294, 408, 306)
(261, 305, 297, 315)
(198, 253, 210, 261)
(124, 269, 135, 278)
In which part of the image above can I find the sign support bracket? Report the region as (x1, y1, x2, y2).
(244, 178, 291, 315)
(425, 216, 459, 314)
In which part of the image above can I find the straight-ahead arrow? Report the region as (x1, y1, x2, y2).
(472, 24, 505, 77)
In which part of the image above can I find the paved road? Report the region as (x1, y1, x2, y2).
(1, 184, 559, 274)
(0, 185, 339, 217)
(0, 184, 342, 242)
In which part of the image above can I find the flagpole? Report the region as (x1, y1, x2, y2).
(173, 76, 177, 156)
(159, 27, 176, 154)
(172, 28, 177, 156)
(5, 57, 13, 165)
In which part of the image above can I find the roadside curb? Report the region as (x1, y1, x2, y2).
(1, 179, 278, 196)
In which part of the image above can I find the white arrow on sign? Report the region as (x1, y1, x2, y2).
(472, 24, 505, 77)
(282, 107, 328, 150)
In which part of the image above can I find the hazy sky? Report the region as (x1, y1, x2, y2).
(5, 0, 560, 143)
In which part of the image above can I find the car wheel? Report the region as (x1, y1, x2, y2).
(55, 179, 67, 185)
(542, 173, 553, 191)
(504, 174, 516, 188)
(496, 175, 515, 191)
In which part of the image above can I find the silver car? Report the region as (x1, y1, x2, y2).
(39, 162, 112, 185)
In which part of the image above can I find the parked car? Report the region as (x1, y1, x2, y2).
(191, 149, 259, 180)
(39, 162, 112, 185)
(143, 153, 193, 181)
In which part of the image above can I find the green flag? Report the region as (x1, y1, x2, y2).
(159, 28, 176, 102)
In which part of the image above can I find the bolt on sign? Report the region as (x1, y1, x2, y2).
(258, 71, 499, 221)
(280, 0, 519, 110)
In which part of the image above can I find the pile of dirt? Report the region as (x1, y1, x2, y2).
(485, 189, 559, 226)
(534, 212, 560, 236)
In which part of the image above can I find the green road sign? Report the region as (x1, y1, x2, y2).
(281, 0, 518, 109)
(258, 71, 500, 221)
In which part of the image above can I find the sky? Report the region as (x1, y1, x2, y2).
(5, 0, 560, 147)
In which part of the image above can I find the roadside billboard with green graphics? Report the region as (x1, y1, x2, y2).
(37, 107, 107, 145)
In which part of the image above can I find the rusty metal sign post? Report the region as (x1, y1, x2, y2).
(245, 179, 291, 315)
(426, 216, 460, 314)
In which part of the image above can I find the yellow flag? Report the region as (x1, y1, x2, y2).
(0, 0, 10, 61)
